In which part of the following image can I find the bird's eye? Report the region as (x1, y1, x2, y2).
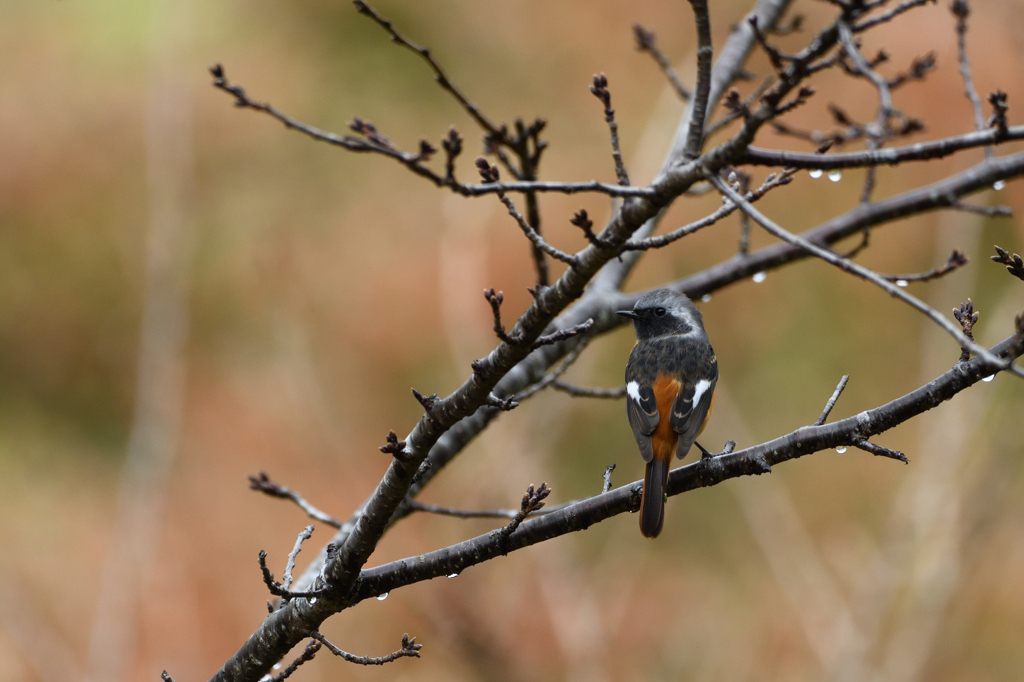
(654, 307, 667, 317)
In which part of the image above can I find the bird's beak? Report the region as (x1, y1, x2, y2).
(616, 310, 639, 319)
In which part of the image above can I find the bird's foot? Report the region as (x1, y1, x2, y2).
(696, 440, 735, 460)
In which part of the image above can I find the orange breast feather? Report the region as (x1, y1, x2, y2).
(651, 374, 681, 461)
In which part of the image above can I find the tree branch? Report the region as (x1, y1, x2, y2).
(248, 472, 342, 529)
(312, 631, 422, 666)
(710, 175, 1018, 375)
(744, 125, 1024, 168)
(815, 375, 849, 426)
(682, 0, 714, 160)
(354, 331, 1024, 602)
(633, 25, 691, 101)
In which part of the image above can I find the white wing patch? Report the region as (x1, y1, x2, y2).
(691, 379, 711, 407)
(626, 381, 642, 402)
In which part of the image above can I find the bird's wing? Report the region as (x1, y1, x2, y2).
(670, 360, 718, 459)
(626, 380, 659, 463)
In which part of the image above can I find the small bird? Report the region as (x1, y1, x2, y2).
(618, 289, 718, 538)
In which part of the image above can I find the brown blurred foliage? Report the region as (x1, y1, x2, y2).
(1, 1, 1024, 681)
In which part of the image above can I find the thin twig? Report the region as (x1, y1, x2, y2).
(248, 472, 343, 529)
(551, 381, 627, 399)
(853, 440, 908, 463)
(590, 74, 630, 186)
(622, 169, 794, 251)
(495, 190, 578, 266)
(852, 0, 935, 32)
(483, 289, 519, 344)
(531, 320, 594, 350)
(704, 77, 774, 139)
(312, 631, 422, 666)
(948, 198, 1012, 217)
(951, 0, 992, 159)
(408, 501, 519, 519)
(633, 25, 691, 101)
(283, 526, 314, 590)
(514, 335, 593, 401)
(258, 551, 327, 601)
(211, 66, 653, 199)
(880, 249, 969, 285)
(682, 0, 714, 160)
(743, 124, 1024, 168)
(602, 465, 616, 493)
(815, 375, 850, 426)
(352, 0, 503, 139)
(270, 640, 321, 682)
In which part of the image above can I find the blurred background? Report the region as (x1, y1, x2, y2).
(2, 0, 1024, 680)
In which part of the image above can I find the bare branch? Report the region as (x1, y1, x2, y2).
(951, 0, 992, 158)
(602, 464, 616, 493)
(705, 77, 774, 139)
(312, 631, 422, 666)
(531, 319, 594, 351)
(480, 159, 580, 266)
(483, 289, 518, 345)
(258, 551, 327, 602)
(853, 440, 908, 463)
(880, 249, 970, 285)
(633, 24, 691, 101)
(590, 74, 630, 186)
(210, 66, 652, 200)
(248, 472, 343, 529)
(570, 209, 613, 249)
(749, 15, 792, 72)
(551, 381, 627, 399)
(355, 332, 1024, 602)
(352, 0, 502, 139)
(284, 526, 315, 591)
(744, 125, 1024, 168)
(815, 375, 850, 426)
(947, 196, 1012, 217)
(270, 640, 321, 682)
(710, 175, 1016, 374)
(852, 0, 935, 32)
(408, 501, 519, 520)
(682, 0, 714, 160)
(622, 168, 794, 251)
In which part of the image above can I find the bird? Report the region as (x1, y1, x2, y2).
(618, 289, 718, 538)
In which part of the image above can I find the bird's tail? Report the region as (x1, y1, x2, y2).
(639, 458, 669, 538)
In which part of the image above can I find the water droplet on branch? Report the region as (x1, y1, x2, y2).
(377, 592, 389, 601)
(809, 169, 823, 179)
(828, 170, 842, 182)
(993, 180, 1006, 191)
(982, 375, 995, 383)
(835, 446, 847, 453)
(700, 294, 712, 303)
(895, 279, 908, 288)
(752, 271, 767, 283)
